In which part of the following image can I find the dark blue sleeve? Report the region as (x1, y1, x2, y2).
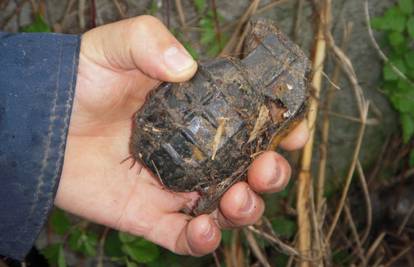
(0, 32, 80, 260)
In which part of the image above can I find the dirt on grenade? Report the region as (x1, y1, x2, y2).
(130, 19, 311, 215)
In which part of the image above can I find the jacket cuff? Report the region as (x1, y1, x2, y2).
(0, 32, 80, 259)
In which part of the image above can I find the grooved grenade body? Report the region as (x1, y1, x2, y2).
(130, 20, 310, 215)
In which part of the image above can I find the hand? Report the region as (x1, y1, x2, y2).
(56, 15, 309, 256)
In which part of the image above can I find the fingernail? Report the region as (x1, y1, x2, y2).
(268, 164, 282, 187)
(201, 221, 214, 241)
(239, 187, 254, 214)
(163, 46, 195, 74)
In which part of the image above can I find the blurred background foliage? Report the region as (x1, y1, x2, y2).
(1, 0, 414, 266)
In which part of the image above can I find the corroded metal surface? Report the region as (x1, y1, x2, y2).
(130, 19, 310, 215)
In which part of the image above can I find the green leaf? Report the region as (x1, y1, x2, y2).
(398, 0, 413, 15)
(68, 228, 98, 257)
(200, 30, 216, 46)
(384, 58, 408, 81)
(388, 31, 405, 48)
(122, 238, 159, 263)
(382, 7, 407, 32)
(333, 249, 351, 266)
(104, 230, 124, 258)
(50, 209, 71, 235)
(83, 232, 98, 257)
(275, 254, 289, 267)
(401, 113, 414, 143)
(383, 64, 400, 81)
(405, 51, 414, 69)
(194, 0, 206, 13)
(407, 17, 414, 39)
(68, 228, 82, 250)
(42, 244, 66, 267)
(409, 149, 414, 167)
(147, 251, 184, 267)
(271, 217, 296, 238)
(390, 93, 414, 114)
(182, 41, 199, 59)
(397, 79, 414, 93)
(222, 230, 232, 246)
(371, 17, 386, 30)
(21, 14, 51, 33)
(119, 231, 138, 243)
(149, 0, 159, 15)
(126, 260, 139, 267)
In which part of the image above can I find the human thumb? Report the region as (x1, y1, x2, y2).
(80, 15, 197, 82)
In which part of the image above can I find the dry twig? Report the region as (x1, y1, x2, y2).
(174, 0, 186, 28)
(344, 203, 367, 266)
(297, 1, 330, 265)
(219, 0, 260, 56)
(78, 0, 86, 29)
(397, 203, 414, 236)
(112, 0, 127, 18)
(247, 226, 300, 257)
(210, 0, 223, 50)
(325, 102, 369, 242)
(0, 0, 29, 30)
(356, 160, 372, 244)
(244, 229, 272, 267)
(316, 21, 352, 216)
(97, 227, 110, 267)
(291, 0, 304, 42)
(383, 244, 414, 267)
(365, 232, 386, 263)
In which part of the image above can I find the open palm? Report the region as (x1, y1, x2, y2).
(56, 16, 309, 256)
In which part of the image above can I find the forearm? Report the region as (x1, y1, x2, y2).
(0, 32, 80, 259)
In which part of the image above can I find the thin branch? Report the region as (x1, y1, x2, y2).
(316, 21, 352, 217)
(212, 251, 221, 267)
(244, 229, 272, 267)
(174, 0, 186, 28)
(365, 232, 386, 263)
(0, 0, 29, 30)
(383, 244, 414, 267)
(326, 30, 366, 118)
(363, 0, 414, 86)
(54, 0, 76, 32)
(220, 0, 288, 33)
(112, 0, 127, 18)
(210, 0, 222, 50)
(256, 0, 289, 14)
(309, 182, 324, 265)
(90, 0, 96, 28)
(291, 0, 304, 42)
(219, 0, 260, 56)
(324, 110, 379, 125)
(96, 227, 110, 267)
(247, 226, 300, 257)
(356, 160, 372, 245)
(397, 203, 414, 235)
(344, 203, 367, 266)
(78, 0, 86, 29)
(297, 1, 330, 265)
(164, 0, 171, 29)
(325, 103, 369, 242)
(321, 71, 342, 90)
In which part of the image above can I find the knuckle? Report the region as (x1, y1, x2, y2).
(133, 15, 162, 31)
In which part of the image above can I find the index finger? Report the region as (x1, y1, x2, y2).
(279, 119, 309, 151)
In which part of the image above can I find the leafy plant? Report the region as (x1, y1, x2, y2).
(20, 14, 51, 32)
(119, 232, 160, 264)
(193, 0, 228, 56)
(41, 207, 163, 267)
(371, 0, 414, 143)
